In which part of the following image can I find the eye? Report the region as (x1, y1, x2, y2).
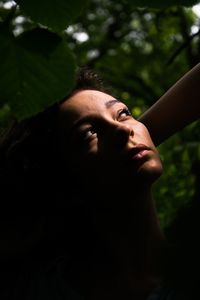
(83, 127, 97, 140)
(118, 108, 132, 120)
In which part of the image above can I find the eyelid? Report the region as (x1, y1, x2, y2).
(80, 125, 97, 141)
(80, 124, 95, 133)
(117, 107, 132, 119)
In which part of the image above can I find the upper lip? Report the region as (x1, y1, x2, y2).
(127, 144, 151, 158)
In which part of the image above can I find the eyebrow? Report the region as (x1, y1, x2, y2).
(105, 99, 122, 108)
(70, 99, 123, 132)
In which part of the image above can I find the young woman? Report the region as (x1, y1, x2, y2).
(0, 63, 200, 300)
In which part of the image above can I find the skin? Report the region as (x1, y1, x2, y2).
(139, 62, 200, 146)
(0, 89, 166, 299)
(57, 90, 166, 300)
(58, 89, 163, 190)
(1, 63, 199, 298)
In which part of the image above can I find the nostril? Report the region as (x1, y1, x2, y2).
(130, 128, 134, 137)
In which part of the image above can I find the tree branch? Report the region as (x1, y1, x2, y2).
(167, 30, 200, 66)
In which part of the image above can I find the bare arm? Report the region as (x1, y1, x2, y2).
(139, 63, 200, 146)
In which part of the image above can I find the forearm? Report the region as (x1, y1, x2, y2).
(139, 63, 200, 146)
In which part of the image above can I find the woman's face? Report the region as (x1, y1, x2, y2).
(58, 90, 163, 188)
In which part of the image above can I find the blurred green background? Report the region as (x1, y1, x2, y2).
(0, 0, 200, 228)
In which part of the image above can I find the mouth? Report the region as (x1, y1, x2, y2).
(127, 144, 151, 160)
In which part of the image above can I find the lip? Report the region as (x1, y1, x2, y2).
(128, 144, 151, 160)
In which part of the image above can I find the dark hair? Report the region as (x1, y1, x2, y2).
(0, 67, 115, 278)
(70, 66, 108, 94)
(0, 66, 108, 208)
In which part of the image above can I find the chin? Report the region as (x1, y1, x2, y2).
(136, 158, 163, 184)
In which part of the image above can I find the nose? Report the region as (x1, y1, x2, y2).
(107, 121, 134, 147)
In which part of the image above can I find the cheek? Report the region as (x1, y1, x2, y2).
(137, 124, 156, 147)
(59, 136, 103, 182)
(66, 142, 99, 175)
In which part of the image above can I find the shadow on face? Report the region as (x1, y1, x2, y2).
(57, 90, 163, 192)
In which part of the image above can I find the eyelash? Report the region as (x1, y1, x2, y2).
(79, 126, 97, 142)
(81, 108, 132, 141)
(118, 108, 132, 119)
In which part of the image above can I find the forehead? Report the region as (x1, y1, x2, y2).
(60, 89, 118, 113)
(58, 89, 122, 126)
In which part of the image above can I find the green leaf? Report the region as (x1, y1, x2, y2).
(15, 0, 89, 32)
(0, 27, 76, 120)
(124, 0, 199, 8)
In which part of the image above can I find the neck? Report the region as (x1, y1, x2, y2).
(97, 187, 165, 271)
(68, 184, 166, 300)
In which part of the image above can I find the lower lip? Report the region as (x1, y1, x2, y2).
(131, 149, 150, 160)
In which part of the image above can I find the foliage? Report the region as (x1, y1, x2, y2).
(0, 0, 89, 120)
(0, 0, 199, 120)
(0, 0, 200, 227)
(15, 0, 89, 32)
(64, 0, 200, 228)
(0, 27, 75, 120)
(154, 124, 198, 227)
(121, 0, 199, 8)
